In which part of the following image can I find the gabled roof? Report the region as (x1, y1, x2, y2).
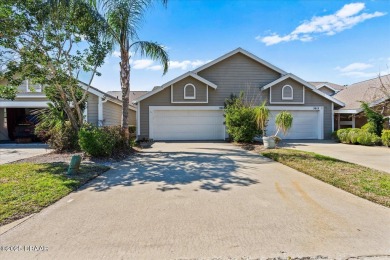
(78, 81, 136, 111)
(261, 74, 345, 106)
(107, 90, 148, 108)
(309, 81, 345, 92)
(133, 72, 217, 103)
(333, 74, 390, 113)
(193, 47, 286, 75)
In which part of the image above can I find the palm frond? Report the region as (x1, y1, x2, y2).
(131, 41, 169, 74)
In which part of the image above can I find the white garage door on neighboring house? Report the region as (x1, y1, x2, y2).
(149, 106, 225, 141)
(266, 107, 324, 139)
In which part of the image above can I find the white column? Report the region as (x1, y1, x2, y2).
(83, 102, 88, 122)
(98, 97, 103, 126)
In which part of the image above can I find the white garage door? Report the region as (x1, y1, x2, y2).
(150, 107, 225, 140)
(266, 109, 323, 139)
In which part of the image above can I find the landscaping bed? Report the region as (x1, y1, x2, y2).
(0, 162, 110, 226)
(261, 148, 390, 207)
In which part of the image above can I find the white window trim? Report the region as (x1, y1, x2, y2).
(184, 84, 196, 99)
(270, 85, 305, 104)
(149, 106, 226, 140)
(281, 85, 293, 100)
(171, 84, 209, 104)
(26, 80, 42, 92)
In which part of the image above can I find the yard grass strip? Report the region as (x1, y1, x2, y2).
(261, 148, 390, 208)
(0, 162, 110, 226)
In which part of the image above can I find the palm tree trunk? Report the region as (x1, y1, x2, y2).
(120, 48, 130, 142)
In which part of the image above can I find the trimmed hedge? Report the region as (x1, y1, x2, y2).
(337, 127, 381, 146)
(79, 125, 131, 157)
(382, 130, 390, 147)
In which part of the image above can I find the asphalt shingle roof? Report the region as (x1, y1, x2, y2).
(309, 81, 345, 91)
(107, 90, 148, 107)
(333, 74, 390, 110)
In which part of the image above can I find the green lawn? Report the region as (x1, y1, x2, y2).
(261, 149, 390, 207)
(0, 162, 110, 226)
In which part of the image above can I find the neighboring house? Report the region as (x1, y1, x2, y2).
(0, 80, 136, 141)
(107, 90, 148, 110)
(333, 74, 390, 130)
(133, 48, 344, 141)
(309, 81, 345, 96)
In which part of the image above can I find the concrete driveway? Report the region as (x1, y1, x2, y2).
(281, 140, 390, 173)
(0, 143, 52, 164)
(1, 142, 389, 259)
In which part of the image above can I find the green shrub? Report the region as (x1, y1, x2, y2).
(225, 105, 259, 142)
(129, 125, 136, 134)
(79, 126, 116, 157)
(331, 131, 339, 141)
(357, 131, 380, 146)
(381, 130, 390, 147)
(361, 122, 376, 134)
(36, 121, 79, 152)
(78, 125, 132, 157)
(347, 128, 362, 144)
(337, 128, 351, 144)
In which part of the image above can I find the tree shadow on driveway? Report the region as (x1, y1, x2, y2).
(87, 150, 264, 193)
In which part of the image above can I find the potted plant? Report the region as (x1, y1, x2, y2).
(274, 111, 293, 146)
(254, 102, 273, 148)
(139, 138, 154, 148)
(254, 102, 293, 149)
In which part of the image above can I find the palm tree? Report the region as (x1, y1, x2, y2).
(96, 0, 169, 141)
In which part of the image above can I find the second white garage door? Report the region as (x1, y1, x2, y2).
(149, 106, 225, 141)
(266, 108, 324, 139)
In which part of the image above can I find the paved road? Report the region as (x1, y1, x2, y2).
(0, 143, 51, 164)
(281, 140, 390, 173)
(1, 142, 389, 259)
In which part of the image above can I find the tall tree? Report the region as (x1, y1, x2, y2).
(95, 0, 169, 141)
(0, 0, 111, 131)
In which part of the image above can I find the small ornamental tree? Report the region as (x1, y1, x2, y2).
(0, 0, 111, 132)
(360, 102, 384, 136)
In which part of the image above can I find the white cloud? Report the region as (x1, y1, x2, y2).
(336, 62, 373, 72)
(257, 2, 386, 46)
(336, 60, 389, 78)
(112, 50, 121, 58)
(129, 59, 210, 71)
(132, 59, 154, 69)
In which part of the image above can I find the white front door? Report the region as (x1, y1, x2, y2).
(150, 106, 225, 141)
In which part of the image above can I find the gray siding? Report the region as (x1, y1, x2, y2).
(269, 78, 304, 103)
(138, 52, 335, 139)
(261, 86, 333, 139)
(198, 53, 281, 105)
(128, 109, 136, 126)
(172, 77, 208, 103)
(139, 53, 281, 138)
(103, 101, 121, 126)
(102, 101, 136, 126)
(87, 94, 99, 125)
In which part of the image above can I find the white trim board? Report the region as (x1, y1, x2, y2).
(136, 101, 141, 138)
(267, 106, 324, 139)
(134, 72, 217, 103)
(262, 73, 345, 106)
(0, 101, 51, 108)
(171, 83, 209, 104)
(193, 47, 286, 75)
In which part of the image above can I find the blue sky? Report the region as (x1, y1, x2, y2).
(90, 0, 390, 92)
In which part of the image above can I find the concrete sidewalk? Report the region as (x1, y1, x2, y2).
(1, 142, 389, 259)
(0, 143, 52, 164)
(281, 140, 390, 173)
